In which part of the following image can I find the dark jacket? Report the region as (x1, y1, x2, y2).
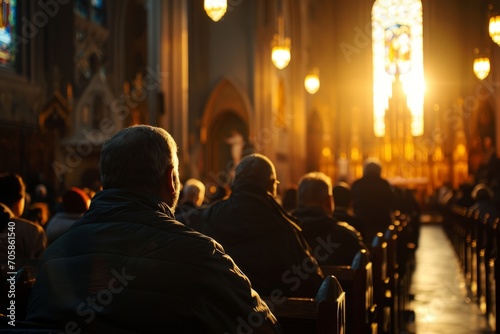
(351, 175, 395, 244)
(27, 189, 280, 333)
(332, 207, 365, 238)
(293, 206, 368, 267)
(189, 184, 324, 298)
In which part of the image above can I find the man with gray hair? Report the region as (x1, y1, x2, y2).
(293, 172, 368, 266)
(27, 125, 280, 333)
(190, 153, 324, 298)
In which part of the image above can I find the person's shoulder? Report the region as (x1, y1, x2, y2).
(13, 217, 45, 234)
(154, 218, 221, 248)
(153, 221, 229, 263)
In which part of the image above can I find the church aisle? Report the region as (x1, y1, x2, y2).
(409, 223, 491, 333)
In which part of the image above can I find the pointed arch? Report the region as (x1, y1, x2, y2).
(200, 78, 253, 183)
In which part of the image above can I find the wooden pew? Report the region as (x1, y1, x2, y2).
(392, 215, 417, 328)
(371, 233, 391, 333)
(475, 211, 488, 314)
(492, 217, 500, 332)
(467, 208, 479, 298)
(321, 250, 378, 334)
(265, 275, 346, 334)
(384, 224, 400, 334)
(485, 216, 498, 331)
(447, 205, 468, 274)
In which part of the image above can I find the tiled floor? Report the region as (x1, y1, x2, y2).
(409, 223, 492, 334)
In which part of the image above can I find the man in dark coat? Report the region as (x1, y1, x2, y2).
(27, 126, 280, 333)
(189, 154, 324, 298)
(351, 159, 395, 244)
(293, 172, 368, 267)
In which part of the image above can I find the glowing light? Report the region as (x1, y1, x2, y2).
(489, 15, 500, 46)
(272, 16, 291, 69)
(473, 57, 490, 80)
(304, 70, 320, 94)
(204, 0, 227, 22)
(272, 44, 291, 69)
(322, 147, 331, 157)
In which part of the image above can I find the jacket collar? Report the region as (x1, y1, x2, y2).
(91, 188, 175, 218)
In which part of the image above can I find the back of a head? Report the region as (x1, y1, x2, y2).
(100, 125, 178, 191)
(472, 183, 494, 201)
(182, 178, 206, 206)
(333, 181, 352, 208)
(62, 187, 91, 214)
(297, 172, 332, 207)
(363, 158, 382, 177)
(0, 173, 25, 209)
(233, 153, 276, 192)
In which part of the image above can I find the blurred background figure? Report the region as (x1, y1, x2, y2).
(332, 181, 364, 238)
(0, 173, 47, 272)
(351, 159, 395, 244)
(293, 172, 368, 267)
(45, 187, 90, 244)
(469, 183, 499, 224)
(281, 186, 298, 213)
(175, 178, 206, 225)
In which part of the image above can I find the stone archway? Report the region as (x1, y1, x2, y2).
(200, 78, 252, 186)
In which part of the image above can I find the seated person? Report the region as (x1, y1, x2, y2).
(292, 172, 368, 267)
(189, 153, 324, 297)
(45, 187, 91, 244)
(175, 178, 206, 225)
(27, 126, 280, 333)
(0, 173, 47, 273)
(332, 181, 365, 239)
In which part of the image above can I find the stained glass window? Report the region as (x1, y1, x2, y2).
(372, 0, 424, 137)
(0, 0, 16, 66)
(75, 0, 105, 25)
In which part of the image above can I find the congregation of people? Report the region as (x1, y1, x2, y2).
(1, 124, 499, 333)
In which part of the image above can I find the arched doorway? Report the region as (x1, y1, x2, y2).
(200, 78, 252, 188)
(207, 111, 249, 184)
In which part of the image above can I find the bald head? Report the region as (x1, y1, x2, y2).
(233, 154, 278, 196)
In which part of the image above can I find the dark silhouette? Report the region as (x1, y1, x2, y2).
(281, 186, 298, 213)
(0, 173, 47, 273)
(351, 159, 395, 244)
(470, 183, 500, 224)
(332, 181, 365, 237)
(189, 153, 324, 297)
(292, 172, 368, 266)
